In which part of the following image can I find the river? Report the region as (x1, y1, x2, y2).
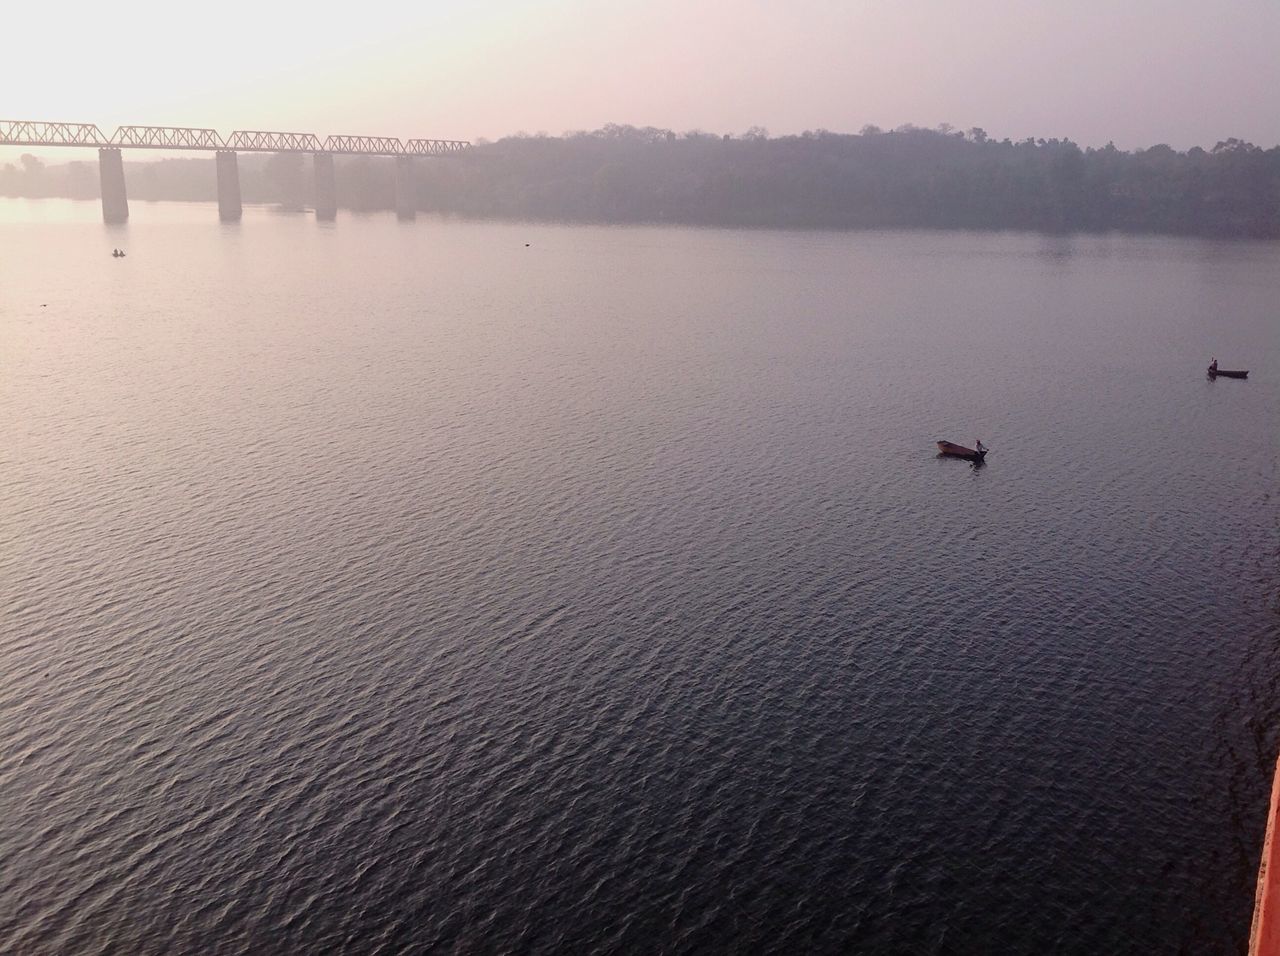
(1, 199, 1278, 952)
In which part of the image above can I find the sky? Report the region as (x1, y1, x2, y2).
(3, 0, 1278, 154)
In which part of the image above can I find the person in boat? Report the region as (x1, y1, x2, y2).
(1209, 357, 1218, 372)
(975, 439, 986, 455)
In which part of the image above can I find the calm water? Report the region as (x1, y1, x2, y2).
(1, 199, 1278, 954)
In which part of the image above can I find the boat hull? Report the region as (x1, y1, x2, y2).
(1209, 369, 1248, 379)
(936, 440, 986, 461)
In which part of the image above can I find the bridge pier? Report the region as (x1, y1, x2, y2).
(216, 150, 242, 222)
(394, 155, 416, 220)
(98, 148, 128, 223)
(313, 152, 337, 221)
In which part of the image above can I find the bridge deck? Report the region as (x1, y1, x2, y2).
(0, 120, 468, 156)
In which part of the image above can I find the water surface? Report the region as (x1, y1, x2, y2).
(1, 200, 1278, 953)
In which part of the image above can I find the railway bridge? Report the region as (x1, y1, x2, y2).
(0, 120, 470, 223)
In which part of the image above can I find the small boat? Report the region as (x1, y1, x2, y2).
(936, 440, 987, 461)
(1208, 367, 1248, 379)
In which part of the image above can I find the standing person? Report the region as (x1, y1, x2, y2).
(1209, 357, 1218, 372)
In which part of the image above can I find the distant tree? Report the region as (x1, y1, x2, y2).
(1212, 138, 1259, 154)
(265, 152, 306, 208)
(66, 161, 96, 199)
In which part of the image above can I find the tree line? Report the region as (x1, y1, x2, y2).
(3, 124, 1277, 237)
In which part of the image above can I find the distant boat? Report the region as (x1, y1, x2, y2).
(1208, 367, 1248, 379)
(936, 440, 987, 461)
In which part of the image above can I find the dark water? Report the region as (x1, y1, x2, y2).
(1, 200, 1278, 953)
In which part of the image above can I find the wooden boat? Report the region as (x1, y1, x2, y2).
(1208, 367, 1248, 379)
(936, 440, 987, 461)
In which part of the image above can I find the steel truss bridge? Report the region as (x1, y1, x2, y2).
(0, 120, 470, 156)
(1, 119, 471, 223)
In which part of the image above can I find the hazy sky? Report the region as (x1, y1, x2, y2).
(4, 0, 1278, 151)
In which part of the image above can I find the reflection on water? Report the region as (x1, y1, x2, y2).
(936, 452, 987, 469)
(1, 200, 1278, 954)
(1036, 234, 1077, 262)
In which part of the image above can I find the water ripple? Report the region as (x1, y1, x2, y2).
(1, 208, 1277, 953)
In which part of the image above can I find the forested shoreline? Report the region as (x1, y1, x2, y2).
(4, 124, 1278, 237)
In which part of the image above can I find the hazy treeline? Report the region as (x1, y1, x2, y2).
(431, 125, 1277, 236)
(4, 125, 1278, 237)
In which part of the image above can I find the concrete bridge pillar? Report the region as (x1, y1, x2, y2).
(313, 152, 337, 221)
(98, 148, 128, 223)
(394, 155, 416, 220)
(216, 150, 242, 222)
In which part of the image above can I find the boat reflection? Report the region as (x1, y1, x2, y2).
(936, 452, 986, 469)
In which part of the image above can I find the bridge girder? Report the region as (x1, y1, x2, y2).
(226, 130, 325, 153)
(1, 119, 470, 156)
(324, 135, 405, 156)
(0, 120, 109, 147)
(405, 139, 471, 156)
(111, 126, 224, 149)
